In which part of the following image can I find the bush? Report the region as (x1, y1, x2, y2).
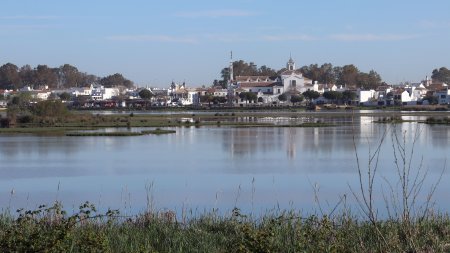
(17, 115, 34, 124)
(32, 100, 69, 118)
(0, 118, 11, 128)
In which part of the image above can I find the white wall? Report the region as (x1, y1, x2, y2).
(358, 90, 376, 103)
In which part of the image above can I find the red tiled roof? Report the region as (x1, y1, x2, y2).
(376, 85, 391, 91)
(235, 76, 271, 82)
(427, 83, 445, 91)
(239, 82, 279, 88)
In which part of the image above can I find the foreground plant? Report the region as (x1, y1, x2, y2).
(1, 202, 450, 252)
(0, 201, 117, 252)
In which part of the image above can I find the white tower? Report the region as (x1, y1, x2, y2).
(227, 51, 234, 105)
(287, 54, 295, 71)
(229, 51, 234, 82)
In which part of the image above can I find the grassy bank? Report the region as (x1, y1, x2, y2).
(1, 110, 448, 135)
(1, 203, 450, 252)
(65, 128, 176, 136)
(65, 132, 144, 137)
(141, 128, 176, 135)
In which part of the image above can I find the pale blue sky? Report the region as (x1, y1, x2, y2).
(1, 0, 449, 87)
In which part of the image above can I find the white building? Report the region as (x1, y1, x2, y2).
(212, 88, 228, 97)
(235, 76, 282, 95)
(103, 87, 120, 100)
(90, 84, 119, 100)
(71, 86, 92, 97)
(33, 91, 52, 100)
(435, 88, 450, 104)
(280, 57, 312, 94)
(358, 89, 377, 105)
(234, 57, 317, 105)
(186, 90, 200, 105)
(394, 90, 416, 105)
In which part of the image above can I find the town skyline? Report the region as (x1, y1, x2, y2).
(1, 0, 450, 87)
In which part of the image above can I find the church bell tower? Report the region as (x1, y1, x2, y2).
(287, 55, 295, 71)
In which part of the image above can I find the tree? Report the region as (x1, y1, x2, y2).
(300, 64, 321, 82)
(431, 67, 450, 83)
(342, 90, 357, 103)
(238, 92, 247, 102)
(367, 70, 382, 89)
(220, 60, 277, 84)
(32, 100, 69, 117)
(302, 90, 320, 100)
(258, 65, 277, 76)
(59, 92, 72, 101)
(35, 65, 58, 88)
(138, 89, 153, 100)
(335, 65, 359, 87)
(213, 96, 227, 104)
(78, 73, 98, 87)
(238, 92, 257, 103)
(58, 64, 81, 88)
(278, 93, 287, 102)
(422, 95, 438, 105)
(247, 92, 257, 103)
(200, 94, 214, 106)
(19, 65, 35, 88)
(320, 63, 335, 84)
(357, 70, 381, 89)
(302, 90, 320, 105)
(323, 91, 343, 104)
(100, 73, 134, 88)
(290, 94, 304, 105)
(0, 63, 20, 89)
(11, 92, 33, 106)
(300, 63, 337, 84)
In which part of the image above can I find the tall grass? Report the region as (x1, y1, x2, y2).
(2, 203, 450, 252)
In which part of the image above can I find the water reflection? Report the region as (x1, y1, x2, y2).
(0, 119, 449, 214)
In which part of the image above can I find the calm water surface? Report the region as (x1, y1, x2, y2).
(0, 115, 449, 215)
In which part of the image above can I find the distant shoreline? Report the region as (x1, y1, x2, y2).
(0, 110, 448, 135)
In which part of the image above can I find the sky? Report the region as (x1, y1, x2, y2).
(1, 0, 450, 87)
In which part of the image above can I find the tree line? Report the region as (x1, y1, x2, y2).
(0, 63, 134, 90)
(431, 67, 450, 84)
(219, 61, 385, 89)
(216, 60, 278, 87)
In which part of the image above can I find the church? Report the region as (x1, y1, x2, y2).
(234, 57, 317, 97)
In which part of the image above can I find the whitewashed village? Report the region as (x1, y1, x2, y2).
(0, 57, 449, 109)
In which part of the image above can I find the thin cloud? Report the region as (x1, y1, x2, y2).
(0, 24, 58, 29)
(203, 33, 251, 43)
(203, 33, 316, 43)
(418, 20, 450, 29)
(0, 15, 60, 20)
(262, 34, 317, 41)
(330, 33, 420, 41)
(107, 35, 198, 44)
(175, 9, 257, 18)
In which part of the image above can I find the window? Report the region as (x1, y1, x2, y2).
(291, 80, 296, 87)
(277, 89, 281, 94)
(441, 95, 446, 98)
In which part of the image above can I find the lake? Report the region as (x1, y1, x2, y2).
(0, 114, 449, 217)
